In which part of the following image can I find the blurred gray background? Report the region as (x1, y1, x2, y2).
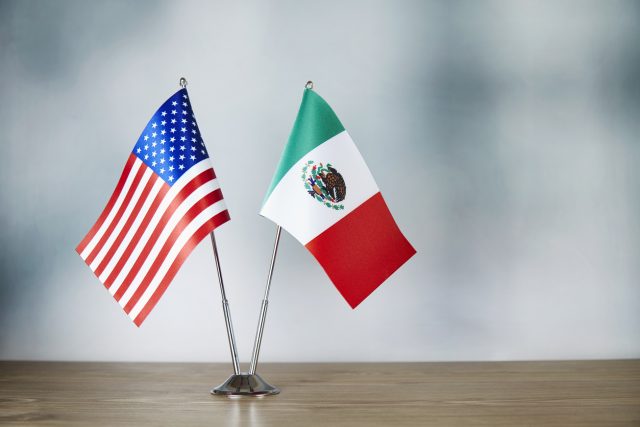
(1, 0, 638, 362)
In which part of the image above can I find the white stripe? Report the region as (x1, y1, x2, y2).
(97, 177, 165, 282)
(89, 167, 153, 270)
(80, 158, 143, 260)
(109, 161, 219, 296)
(116, 181, 220, 303)
(260, 131, 379, 245)
(127, 200, 228, 321)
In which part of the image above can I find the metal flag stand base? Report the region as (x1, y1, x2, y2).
(209, 228, 280, 397)
(211, 373, 279, 397)
(211, 225, 283, 397)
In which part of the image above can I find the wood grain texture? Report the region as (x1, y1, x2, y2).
(0, 361, 638, 426)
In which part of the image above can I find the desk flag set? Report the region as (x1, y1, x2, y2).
(76, 79, 415, 397)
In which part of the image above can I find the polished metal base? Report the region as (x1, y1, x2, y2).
(211, 373, 280, 397)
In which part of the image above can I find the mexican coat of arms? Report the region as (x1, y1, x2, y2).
(301, 160, 346, 210)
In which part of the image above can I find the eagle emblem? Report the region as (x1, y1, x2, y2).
(301, 160, 346, 210)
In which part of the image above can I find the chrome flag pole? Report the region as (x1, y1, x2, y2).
(211, 225, 281, 397)
(209, 232, 241, 376)
(174, 77, 239, 393)
(175, 78, 240, 376)
(249, 225, 282, 375)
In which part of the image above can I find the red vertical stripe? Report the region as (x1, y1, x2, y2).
(94, 174, 159, 278)
(104, 182, 170, 288)
(84, 163, 147, 265)
(114, 169, 216, 301)
(123, 189, 225, 313)
(76, 154, 137, 255)
(305, 192, 415, 308)
(133, 210, 231, 326)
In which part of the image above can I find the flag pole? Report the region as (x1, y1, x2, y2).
(209, 232, 241, 375)
(248, 81, 313, 374)
(215, 81, 315, 396)
(249, 225, 282, 375)
(177, 77, 240, 375)
(245, 80, 314, 379)
(175, 78, 246, 391)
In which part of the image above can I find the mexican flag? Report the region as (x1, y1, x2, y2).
(260, 86, 416, 308)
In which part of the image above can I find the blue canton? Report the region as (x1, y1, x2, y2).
(132, 88, 209, 185)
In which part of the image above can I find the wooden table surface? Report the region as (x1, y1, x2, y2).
(0, 360, 638, 426)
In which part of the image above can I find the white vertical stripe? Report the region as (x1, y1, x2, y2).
(115, 181, 221, 303)
(108, 159, 217, 295)
(89, 167, 153, 270)
(127, 200, 229, 321)
(97, 177, 165, 282)
(260, 131, 379, 245)
(80, 158, 143, 260)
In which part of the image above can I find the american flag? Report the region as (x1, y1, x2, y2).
(76, 88, 230, 326)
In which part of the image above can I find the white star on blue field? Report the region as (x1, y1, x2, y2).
(132, 88, 209, 185)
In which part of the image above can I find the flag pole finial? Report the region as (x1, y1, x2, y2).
(305, 80, 314, 90)
(179, 77, 188, 88)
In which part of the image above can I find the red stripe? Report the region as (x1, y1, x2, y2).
(84, 163, 147, 265)
(133, 210, 230, 326)
(94, 174, 159, 278)
(304, 192, 415, 309)
(114, 169, 216, 301)
(76, 154, 137, 255)
(124, 189, 225, 313)
(104, 182, 170, 288)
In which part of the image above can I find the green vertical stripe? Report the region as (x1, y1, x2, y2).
(263, 88, 345, 203)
